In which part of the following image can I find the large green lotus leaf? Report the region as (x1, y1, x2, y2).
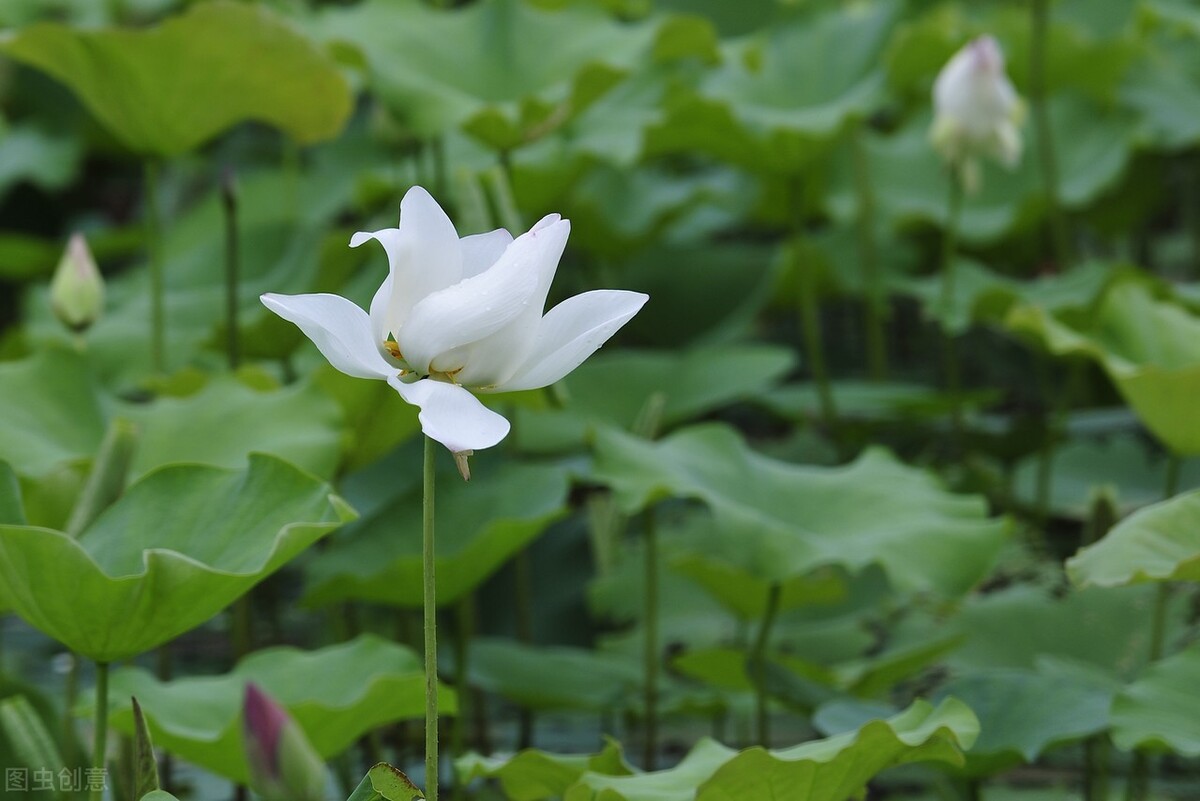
(0, 350, 345, 484)
(513, 344, 794, 453)
(590, 424, 1008, 597)
(468, 638, 642, 712)
(0, 454, 352, 662)
(0, 123, 82, 196)
(0, 347, 105, 478)
(826, 96, 1134, 245)
(457, 738, 632, 800)
(304, 460, 568, 608)
(1006, 280, 1200, 454)
(945, 584, 1187, 677)
(106, 635, 454, 784)
(1110, 643, 1200, 756)
(0, 1, 351, 155)
(1067, 488, 1200, 588)
(314, 0, 684, 151)
(646, 1, 899, 172)
(899, 257, 1113, 336)
(933, 667, 1114, 775)
(119, 373, 345, 481)
(313, 367, 421, 473)
(1012, 434, 1200, 520)
(563, 698, 977, 801)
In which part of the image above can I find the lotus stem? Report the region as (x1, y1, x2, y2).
(423, 435, 440, 801)
(1084, 734, 1110, 801)
(642, 505, 659, 770)
(1128, 453, 1178, 801)
(514, 548, 535, 749)
(1030, 0, 1072, 269)
(143, 161, 166, 374)
(786, 177, 838, 430)
(451, 594, 475, 798)
(751, 583, 783, 746)
(221, 168, 240, 370)
(91, 661, 109, 801)
(940, 170, 965, 445)
(851, 121, 887, 380)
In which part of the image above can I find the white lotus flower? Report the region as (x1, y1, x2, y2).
(930, 35, 1025, 192)
(262, 186, 647, 464)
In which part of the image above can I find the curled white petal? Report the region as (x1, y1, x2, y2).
(495, 289, 649, 392)
(460, 229, 514, 278)
(387, 376, 511, 453)
(351, 186, 463, 337)
(261, 293, 392, 380)
(400, 218, 571, 375)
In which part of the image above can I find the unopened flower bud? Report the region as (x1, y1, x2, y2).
(930, 35, 1025, 192)
(243, 683, 327, 801)
(49, 232, 104, 332)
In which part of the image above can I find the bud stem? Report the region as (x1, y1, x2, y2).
(422, 435, 440, 801)
(91, 661, 109, 801)
(144, 161, 166, 374)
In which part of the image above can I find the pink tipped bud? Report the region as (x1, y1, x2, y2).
(242, 683, 327, 801)
(49, 232, 104, 332)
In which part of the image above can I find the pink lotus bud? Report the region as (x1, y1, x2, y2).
(242, 683, 327, 801)
(49, 232, 104, 332)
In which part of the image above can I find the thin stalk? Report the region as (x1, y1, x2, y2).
(64, 653, 80, 764)
(851, 122, 887, 380)
(1084, 735, 1110, 801)
(642, 506, 659, 770)
(789, 178, 837, 428)
(751, 583, 783, 746)
(91, 662, 109, 801)
(514, 549, 535, 749)
(423, 435, 440, 801)
(1030, 0, 1072, 268)
(1127, 455, 1180, 801)
(450, 594, 474, 774)
(156, 644, 174, 791)
(221, 169, 240, 370)
(940, 171, 965, 444)
(143, 161, 166, 374)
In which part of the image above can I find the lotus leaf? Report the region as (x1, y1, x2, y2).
(0, 1, 352, 155)
(590, 424, 1008, 597)
(563, 698, 977, 801)
(0, 454, 352, 662)
(107, 635, 454, 784)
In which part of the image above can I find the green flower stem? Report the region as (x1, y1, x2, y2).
(423, 435, 440, 801)
(940, 171, 965, 444)
(143, 161, 166, 374)
(450, 594, 474, 775)
(786, 177, 836, 429)
(642, 505, 659, 770)
(221, 169, 240, 370)
(1030, 0, 1072, 268)
(1127, 453, 1182, 801)
(851, 122, 887, 381)
(91, 661, 109, 801)
(751, 583, 783, 746)
(64, 654, 80, 764)
(514, 548, 535, 749)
